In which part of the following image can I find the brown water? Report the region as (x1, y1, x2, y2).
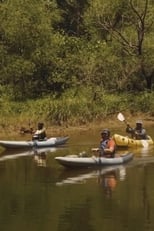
(0, 126, 154, 231)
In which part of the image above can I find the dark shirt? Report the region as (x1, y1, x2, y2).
(126, 126, 147, 140)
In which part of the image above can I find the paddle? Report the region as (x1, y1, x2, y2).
(117, 112, 128, 125)
(117, 112, 135, 129)
(117, 112, 134, 132)
(117, 112, 149, 146)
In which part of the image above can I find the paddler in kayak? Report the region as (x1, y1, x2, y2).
(32, 122, 47, 141)
(126, 120, 148, 140)
(92, 129, 116, 158)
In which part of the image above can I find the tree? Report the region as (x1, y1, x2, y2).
(56, 0, 89, 36)
(0, 0, 62, 99)
(84, 0, 154, 90)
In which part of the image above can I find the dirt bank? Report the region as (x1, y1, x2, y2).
(0, 112, 154, 139)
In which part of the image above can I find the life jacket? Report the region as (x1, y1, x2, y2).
(100, 139, 109, 149)
(100, 138, 115, 153)
(100, 138, 116, 156)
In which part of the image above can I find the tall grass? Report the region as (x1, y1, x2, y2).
(0, 88, 154, 131)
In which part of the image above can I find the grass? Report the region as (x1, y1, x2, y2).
(0, 89, 154, 136)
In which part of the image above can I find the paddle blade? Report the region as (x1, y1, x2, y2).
(117, 112, 125, 122)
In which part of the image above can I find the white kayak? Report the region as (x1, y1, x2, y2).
(0, 136, 69, 149)
(55, 152, 133, 168)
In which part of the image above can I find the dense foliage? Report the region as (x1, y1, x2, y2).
(0, 0, 154, 101)
(0, 0, 154, 129)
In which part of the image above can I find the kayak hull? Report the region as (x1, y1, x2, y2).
(55, 152, 133, 168)
(0, 136, 69, 149)
(113, 134, 153, 148)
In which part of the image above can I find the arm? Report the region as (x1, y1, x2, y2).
(91, 148, 99, 152)
(91, 138, 105, 152)
(126, 124, 134, 133)
(35, 128, 46, 135)
(92, 139, 116, 156)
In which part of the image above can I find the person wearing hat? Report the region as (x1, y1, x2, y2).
(126, 120, 147, 140)
(32, 122, 47, 141)
(92, 129, 116, 158)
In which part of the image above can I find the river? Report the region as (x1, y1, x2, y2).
(0, 125, 154, 231)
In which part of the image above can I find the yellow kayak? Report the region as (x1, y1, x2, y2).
(113, 134, 154, 148)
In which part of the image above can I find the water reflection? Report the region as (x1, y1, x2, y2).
(33, 150, 47, 167)
(0, 147, 57, 166)
(97, 166, 126, 198)
(0, 127, 154, 231)
(56, 165, 127, 188)
(98, 169, 117, 198)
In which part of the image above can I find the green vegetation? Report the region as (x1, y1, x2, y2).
(0, 89, 154, 130)
(0, 0, 154, 127)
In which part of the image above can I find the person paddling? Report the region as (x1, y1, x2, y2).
(126, 120, 147, 140)
(92, 129, 116, 158)
(32, 122, 47, 141)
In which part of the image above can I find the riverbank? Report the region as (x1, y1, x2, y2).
(0, 91, 154, 140)
(0, 112, 153, 139)
(0, 112, 153, 154)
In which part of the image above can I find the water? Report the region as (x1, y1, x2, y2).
(0, 126, 154, 231)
